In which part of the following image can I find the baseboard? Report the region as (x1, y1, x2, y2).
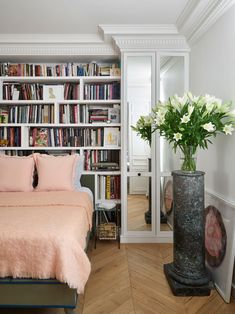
(120, 236, 173, 243)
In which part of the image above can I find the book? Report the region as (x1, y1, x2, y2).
(106, 175, 111, 199)
(7, 64, 18, 76)
(103, 127, 120, 147)
(33, 128, 48, 147)
(108, 107, 120, 123)
(91, 162, 119, 171)
(43, 85, 64, 101)
(110, 67, 121, 76)
(0, 108, 9, 123)
(12, 88, 20, 100)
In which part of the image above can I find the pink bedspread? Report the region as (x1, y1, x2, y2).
(0, 191, 93, 293)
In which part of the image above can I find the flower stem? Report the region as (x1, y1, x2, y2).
(181, 146, 197, 172)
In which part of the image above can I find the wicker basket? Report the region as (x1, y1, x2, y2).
(98, 223, 117, 240)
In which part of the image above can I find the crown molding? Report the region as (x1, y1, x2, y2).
(0, 44, 117, 58)
(112, 35, 190, 51)
(0, 34, 119, 58)
(177, 0, 235, 44)
(0, 26, 189, 57)
(99, 24, 178, 36)
(0, 33, 103, 44)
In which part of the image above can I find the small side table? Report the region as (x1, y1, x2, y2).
(94, 204, 120, 249)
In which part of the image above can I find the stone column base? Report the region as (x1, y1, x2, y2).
(164, 263, 212, 296)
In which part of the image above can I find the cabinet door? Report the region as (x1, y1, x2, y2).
(156, 53, 189, 234)
(122, 53, 155, 236)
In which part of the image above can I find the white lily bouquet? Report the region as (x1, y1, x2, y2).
(131, 114, 153, 147)
(152, 92, 234, 171)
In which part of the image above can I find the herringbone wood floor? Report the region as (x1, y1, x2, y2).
(0, 241, 235, 314)
(80, 241, 235, 314)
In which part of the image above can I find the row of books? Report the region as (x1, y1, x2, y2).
(0, 62, 120, 77)
(0, 127, 21, 147)
(84, 82, 120, 100)
(3, 83, 80, 101)
(29, 127, 120, 148)
(84, 149, 120, 171)
(59, 104, 120, 124)
(0, 104, 54, 124)
(99, 175, 121, 200)
(3, 83, 43, 100)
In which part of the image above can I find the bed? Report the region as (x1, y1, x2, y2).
(0, 153, 94, 314)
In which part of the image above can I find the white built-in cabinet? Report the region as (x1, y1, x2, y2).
(121, 51, 189, 243)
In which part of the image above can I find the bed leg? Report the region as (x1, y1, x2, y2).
(64, 308, 75, 314)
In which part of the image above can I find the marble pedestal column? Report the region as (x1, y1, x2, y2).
(164, 170, 211, 296)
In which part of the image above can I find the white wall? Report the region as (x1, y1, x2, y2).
(190, 5, 235, 205)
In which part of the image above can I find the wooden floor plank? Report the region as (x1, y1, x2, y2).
(82, 241, 235, 314)
(1, 241, 235, 314)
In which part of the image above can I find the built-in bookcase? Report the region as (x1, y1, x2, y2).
(0, 61, 121, 206)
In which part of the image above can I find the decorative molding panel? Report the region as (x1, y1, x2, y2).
(206, 188, 235, 209)
(0, 33, 118, 58)
(177, 0, 235, 44)
(0, 34, 103, 44)
(0, 44, 117, 58)
(0, 25, 190, 57)
(112, 35, 190, 51)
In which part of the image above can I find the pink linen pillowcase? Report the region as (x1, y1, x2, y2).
(0, 154, 35, 192)
(34, 153, 78, 191)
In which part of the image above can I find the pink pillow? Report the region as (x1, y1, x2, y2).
(34, 154, 78, 191)
(0, 154, 35, 192)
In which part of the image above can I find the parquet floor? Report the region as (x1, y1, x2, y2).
(81, 241, 235, 314)
(1, 241, 235, 314)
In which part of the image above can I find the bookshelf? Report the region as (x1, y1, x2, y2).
(0, 61, 121, 208)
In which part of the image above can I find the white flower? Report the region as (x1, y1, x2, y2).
(177, 94, 188, 106)
(223, 124, 234, 135)
(206, 103, 215, 114)
(204, 94, 218, 105)
(154, 115, 165, 126)
(188, 105, 194, 117)
(181, 114, 190, 123)
(173, 133, 182, 141)
(171, 97, 182, 112)
(187, 92, 199, 103)
(228, 108, 235, 116)
(143, 114, 152, 124)
(202, 122, 215, 132)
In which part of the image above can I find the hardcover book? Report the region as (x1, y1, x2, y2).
(33, 128, 48, 147)
(108, 107, 120, 123)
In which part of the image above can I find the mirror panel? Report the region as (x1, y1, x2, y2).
(159, 55, 185, 231)
(160, 175, 173, 231)
(159, 56, 184, 173)
(126, 56, 152, 173)
(126, 55, 153, 232)
(127, 176, 152, 231)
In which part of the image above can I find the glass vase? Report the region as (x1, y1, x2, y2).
(180, 146, 197, 172)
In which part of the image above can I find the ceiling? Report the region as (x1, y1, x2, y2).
(0, 0, 189, 34)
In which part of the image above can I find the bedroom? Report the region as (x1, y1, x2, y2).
(0, 0, 235, 313)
